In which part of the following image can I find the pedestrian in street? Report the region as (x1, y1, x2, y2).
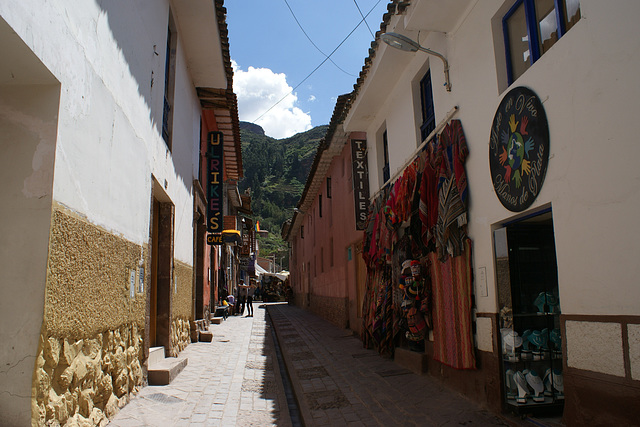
(246, 280, 257, 317)
(234, 285, 242, 316)
(226, 292, 235, 316)
(237, 279, 248, 316)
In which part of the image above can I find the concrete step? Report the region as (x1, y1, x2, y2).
(210, 317, 224, 325)
(148, 346, 188, 385)
(394, 347, 428, 375)
(148, 346, 165, 366)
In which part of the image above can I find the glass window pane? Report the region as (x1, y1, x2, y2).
(536, 0, 558, 54)
(506, 3, 531, 81)
(420, 70, 435, 142)
(563, 0, 581, 31)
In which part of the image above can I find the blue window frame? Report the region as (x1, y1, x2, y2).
(503, 0, 581, 84)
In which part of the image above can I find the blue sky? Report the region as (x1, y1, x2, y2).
(225, 0, 390, 138)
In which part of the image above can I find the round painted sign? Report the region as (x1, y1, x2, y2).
(489, 87, 549, 212)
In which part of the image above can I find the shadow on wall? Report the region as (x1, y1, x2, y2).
(95, 0, 195, 194)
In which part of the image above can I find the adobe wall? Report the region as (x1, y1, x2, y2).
(33, 206, 148, 426)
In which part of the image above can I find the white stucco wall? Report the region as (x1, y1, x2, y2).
(566, 321, 625, 377)
(0, 0, 199, 264)
(0, 83, 60, 426)
(348, 0, 640, 319)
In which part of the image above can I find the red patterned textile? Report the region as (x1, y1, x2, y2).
(438, 120, 469, 206)
(418, 142, 439, 246)
(396, 161, 418, 222)
(428, 238, 476, 369)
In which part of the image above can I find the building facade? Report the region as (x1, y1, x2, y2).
(284, 96, 369, 332)
(0, 1, 242, 425)
(287, 0, 640, 424)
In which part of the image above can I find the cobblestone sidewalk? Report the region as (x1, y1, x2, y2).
(268, 303, 509, 427)
(108, 306, 291, 427)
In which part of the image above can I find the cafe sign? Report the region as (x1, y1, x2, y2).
(489, 87, 549, 212)
(207, 131, 223, 243)
(351, 139, 370, 230)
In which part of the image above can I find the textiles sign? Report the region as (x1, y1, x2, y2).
(489, 87, 549, 212)
(351, 139, 370, 230)
(207, 131, 223, 243)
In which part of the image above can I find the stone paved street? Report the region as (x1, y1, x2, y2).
(108, 304, 292, 427)
(268, 304, 509, 427)
(109, 303, 515, 426)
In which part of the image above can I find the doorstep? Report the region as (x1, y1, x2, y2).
(394, 347, 428, 375)
(148, 347, 188, 385)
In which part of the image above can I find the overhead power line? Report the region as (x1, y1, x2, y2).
(353, 0, 376, 39)
(283, 0, 356, 77)
(251, 0, 382, 124)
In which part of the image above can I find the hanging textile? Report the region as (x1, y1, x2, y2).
(361, 266, 395, 356)
(436, 175, 467, 260)
(437, 119, 469, 205)
(361, 118, 475, 368)
(418, 139, 440, 247)
(435, 120, 469, 260)
(428, 238, 476, 369)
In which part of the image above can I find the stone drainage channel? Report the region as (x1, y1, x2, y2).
(268, 310, 304, 427)
(267, 306, 359, 426)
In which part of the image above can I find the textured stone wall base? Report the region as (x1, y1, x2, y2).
(309, 295, 349, 329)
(33, 324, 144, 426)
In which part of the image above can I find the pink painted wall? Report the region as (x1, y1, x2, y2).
(289, 133, 366, 329)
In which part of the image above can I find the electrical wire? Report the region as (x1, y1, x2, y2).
(353, 0, 376, 39)
(251, 0, 383, 124)
(283, 0, 355, 77)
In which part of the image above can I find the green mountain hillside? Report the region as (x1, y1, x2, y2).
(239, 122, 328, 264)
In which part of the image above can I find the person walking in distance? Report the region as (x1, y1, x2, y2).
(246, 280, 257, 317)
(238, 279, 248, 316)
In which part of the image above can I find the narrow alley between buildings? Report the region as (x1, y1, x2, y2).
(109, 303, 510, 427)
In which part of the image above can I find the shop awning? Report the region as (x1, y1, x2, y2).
(254, 262, 268, 277)
(222, 229, 241, 244)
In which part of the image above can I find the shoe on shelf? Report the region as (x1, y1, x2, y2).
(543, 368, 554, 397)
(505, 369, 517, 400)
(550, 328, 562, 357)
(526, 370, 545, 402)
(534, 292, 546, 313)
(521, 330, 533, 360)
(546, 292, 560, 313)
(553, 369, 564, 399)
(529, 330, 544, 360)
(501, 329, 522, 359)
(514, 371, 529, 404)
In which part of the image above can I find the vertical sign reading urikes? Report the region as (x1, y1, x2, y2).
(489, 86, 549, 212)
(207, 131, 223, 244)
(351, 139, 370, 230)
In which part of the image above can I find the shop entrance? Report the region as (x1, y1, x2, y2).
(494, 209, 564, 416)
(150, 180, 174, 354)
(195, 211, 206, 321)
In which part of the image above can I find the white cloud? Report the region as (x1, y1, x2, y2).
(308, 95, 316, 102)
(232, 61, 312, 139)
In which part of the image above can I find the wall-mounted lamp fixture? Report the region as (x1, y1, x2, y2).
(380, 32, 451, 92)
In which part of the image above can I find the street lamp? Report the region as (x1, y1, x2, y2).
(380, 32, 452, 92)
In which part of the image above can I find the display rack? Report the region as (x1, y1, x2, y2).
(495, 220, 564, 416)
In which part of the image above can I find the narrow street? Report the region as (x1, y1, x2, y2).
(109, 303, 509, 426)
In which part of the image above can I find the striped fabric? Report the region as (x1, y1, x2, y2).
(436, 175, 467, 260)
(429, 238, 476, 369)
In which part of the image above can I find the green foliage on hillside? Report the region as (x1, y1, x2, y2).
(239, 123, 328, 265)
